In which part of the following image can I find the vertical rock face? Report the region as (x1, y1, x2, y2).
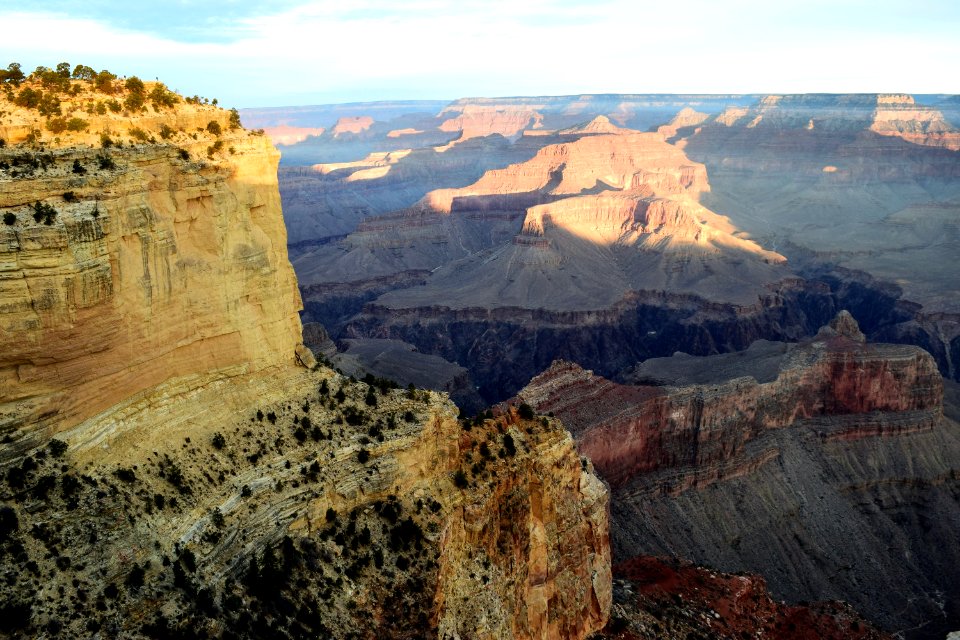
(517, 313, 960, 636)
(436, 409, 611, 639)
(519, 313, 943, 489)
(0, 96, 304, 441)
(0, 76, 611, 640)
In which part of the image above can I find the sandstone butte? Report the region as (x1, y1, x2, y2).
(0, 70, 610, 638)
(331, 115, 375, 137)
(352, 126, 787, 314)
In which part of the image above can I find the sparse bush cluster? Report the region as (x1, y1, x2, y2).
(0, 366, 452, 637)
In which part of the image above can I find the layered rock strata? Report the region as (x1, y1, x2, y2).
(518, 313, 960, 637)
(0, 85, 303, 443)
(598, 556, 890, 640)
(0, 73, 612, 640)
(519, 312, 942, 488)
(0, 369, 610, 638)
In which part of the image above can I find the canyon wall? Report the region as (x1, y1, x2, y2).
(0, 367, 610, 638)
(0, 75, 611, 639)
(0, 92, 304, 445)
(518, 313, 960, 638)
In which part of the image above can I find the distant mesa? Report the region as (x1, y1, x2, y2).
(438, 103, 546, 144)
(332, 115, 375, 137)
(387, 127, 424, 138)
(421, 131, 710, 214)
(656, 107, 710, 137)
(264, 124, 325, 146)
(700, 93, 960, 149)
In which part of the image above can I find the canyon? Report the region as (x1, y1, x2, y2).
(518, 312, 960, 638)
(269, 93, 960, 411)
(0, 71, 611, 639)
(3, 65, 959, 639)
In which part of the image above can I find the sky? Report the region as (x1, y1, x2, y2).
(0, 1, 957, 108)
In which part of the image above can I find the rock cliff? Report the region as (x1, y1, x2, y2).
(519, 312, 942, 488)
(0, 367, 610, 638)
(598, 556, 890, 640)
(0, 78, 304, 445)
(518, 313, 960, 637)
(0, 70, 611, 639)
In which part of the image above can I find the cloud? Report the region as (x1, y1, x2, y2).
(0, 1, 957, 106)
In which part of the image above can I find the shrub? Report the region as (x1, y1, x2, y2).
(206, 120, 222, 136)
(357, 448, 370, 464)
(46, 117, 67, 134)
(177, 148, 189, 161)
(71, 64, 95, 81)
(229, 108, 242, 130)
(2, 212, 15, 225)
(124, 91, 145, 112)
(66, 117, 88, 132)
(0, 506, 18, 541)
(453, 470, 469, 489)
(32, 201, 57, 225)
(62, 191, 77, 202)
(49, 438, 68, 457)
(503, 433, 516, 457)
(149, 83, 179, 109)
(124, 76, 145, 95)
(125, 564, 145, 590)
(114, 467, 136, 483)
(159, 124, 175, 140)
(37, 93, 61, 117)
(206, 139, 223, 158)
(212, 433, 226, 450)
(95, 70, 117, 93)
(517, 403, 535, 420)
(96, 153, 115, 170)
(129, 127, 150, 142)
(71, 159, 86, 174)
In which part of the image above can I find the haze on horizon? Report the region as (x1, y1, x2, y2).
(0, 0, 957, 108)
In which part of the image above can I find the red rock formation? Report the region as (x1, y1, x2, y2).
(518, 313, 943, 490)
(599, 556, 890, 640)
(422, 132, 709, 213)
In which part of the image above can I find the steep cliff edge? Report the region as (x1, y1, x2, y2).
(0, 76, 303, 443)
(0, 68, 611, 639)
(0, 369, 610, 639)
(518, 312, 960, 637)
